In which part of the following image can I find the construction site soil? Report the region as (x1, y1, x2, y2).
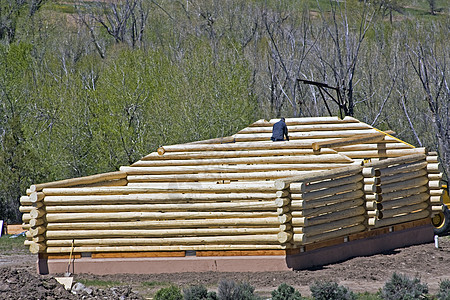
(1, 237, 450, 299)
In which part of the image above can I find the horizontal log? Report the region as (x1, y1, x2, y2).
(29, 218, 45, 227)
(364, 184, 381, 194)
(44, 193, 276, 205)
(45, 201, 277, 213)
(432, 206, 443, 212)
(277, 207, 290, 214)
(30, 192, 45, 203)
(46, 211, 278, 223)
(426, 156, 439, 163)
(276, 190, 290, 197)
(332, 142, 413, 151)
(278, 214, 292, 224)
(428, 173, 443, 181)
(46, 217, 280, 230)
(141, 149, 338, 161)
(43, 183, 278, 195)
(428, 181, 442, 189)
(20, 196, 31, 205)
(133, 154, 354, 168)
(155, 141, 316, 155)
(366, 153, 426, 169)
(263, 116, 360, 126)
(187, 135, 236, 145)
(381, 176, 428, 194)
(381, 186, 428, 202)
(275, 165, 362, 189)
(378, 161, 427, 178)
(30, 226, 46, 236)
(293, 224, 366, 245)
(381, 193, 429, 210)
(79, 178, 128, 188)
(365, 194, 381, 202)
(427, 163, 440, 172)
(430, 196, 442, 203)
(296, 198, 365, 218)
(277, 232, 293, 243)
(338, 148, 426, 159)
(296, 215, 365, 237)
(303, 206, 366, 227)
(291, 181, 363, 201)
(429, 189, 444, 196)
(45, 235, 281, 246)
(19, 206, 32, 213)
(29, 242, 46, 254)
(127, 170, 314, 183)
(381, 202, 429, 219)
(233, 129, 386, 142)
(312, 132, 385, 151)
(123, 163, 350, 175)
(367, 210, 379, 218)
(240, 122, 372, 134)
(30, 171, 127, 192)
(367, 217, 377, 226)
(379, 169, 427, 186)
(32, 235, 45, 243)
(362, 167, 380, 177)
(373, 210, 429, 228)
(279, 224, 292, 231)
(295, 174, 363, 194)
(291, 190, 365, 209)
(46, 244, 286, 253)
(275, 197, 291, 207)
(45, 227, 281, 239)
(364, 177, 381, 185)
(30, 208, 45, 219)
(22, 223, 31, 230)
(22, 214, 31, 222)
(366, 201, 382, 210)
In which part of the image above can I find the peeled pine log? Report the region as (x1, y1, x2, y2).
(295, 215, 365, 237)
(22, 223, 31, 230)
(277, 232, 293, 243)
(430, 189, 444, 196)
(291, 181, 363, 201)
(381, 186, 428, 202)
(426, 156, 439, 163)
(127, 170, 313, 182)
(381, 177, 428, 194)
(46, 211, 279, 223)
(278, 214, 293, 224)
(364, 184, 382, 194)
(141, 149, 338, 161)
(427, 163, 440, 172)
(293, 224, 366, 245)
(45, 201, 278, 213)
(29, 192, 45, 203)
(338, 148, 426, 159)
(378, 162, 427, 178)
(430, 196, 442, 204)
(291, 190, 364, 209)
(239, 122, 372, 134)
(428, 173, 443, 181)
(44, 192, 276, 205)
(20, 196, 32, 205)
(366, 153, 426, 169)
(380, 202, 429, 219)
(156, 141, 314, 155)
(46, 227, 281, 239)
(301, 206, 366, 227)
(133, 154, 353, 168)
(30, 208, 45, 219)
(29, 218, 45, 227)
(46, 244, 286, 253)
(275, 165, 362, 190)
(332, 142, 413, 151)
(295, 198, 365, 218)
(293, 174, 363, 194)
(253, 116, 360, 127)
(30, 226, 46, 236)
(432, 206, 443, 212)
(232, 129, 386, 142)
(122, 163, 349, 175)
(79, 178, 128, 188)
(22, 214, 31, 222)
(45, 235, 281, 246)
(312, 132, 385, 151)
(43, 183, 278, 195)
(366, 201, 382, 210)
(364, 177, 381, 185)
(46, 217, 280, 230)
(29, 242, 46, 254)
(378, 169, 427, 185)
(381, 193, 429, 210)
(275, 197, 291, 207)
(277, 207, 290, 214)
(29, 171, 127, 192)
(32, 235, 45, 243)
(373, 210, 429, 228)
(365, 194, 381, 202)
(188, 136, 235, 144)
(428, 181, 442, 189)
(19, 206, 32, 213)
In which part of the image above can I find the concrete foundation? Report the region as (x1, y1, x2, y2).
(38, 223, 434, 275)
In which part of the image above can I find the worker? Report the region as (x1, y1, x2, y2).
(271, 117, 289, 141)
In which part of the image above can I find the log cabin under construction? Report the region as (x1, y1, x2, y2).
(20, 116, 443, 274)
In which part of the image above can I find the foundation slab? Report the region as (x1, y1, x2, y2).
(38, 224, 434, 275)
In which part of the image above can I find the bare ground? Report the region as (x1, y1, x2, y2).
(1, 237, 450, 299)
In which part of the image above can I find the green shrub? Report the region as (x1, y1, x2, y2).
(271, 283, 303, 300)
(309, 280, 356, 300)
(183, 285, 217, 300)
(154, 285, 183, 300)
(380, 273, 428, 300)
(217, 279, 259, 300)
(437, 279, 450, 300)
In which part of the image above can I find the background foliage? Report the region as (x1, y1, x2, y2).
(0, 0, 448, 222)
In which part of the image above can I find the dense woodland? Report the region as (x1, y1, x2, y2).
(0, 0, 448, 223)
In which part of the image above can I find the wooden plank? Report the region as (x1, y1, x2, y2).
(41, 253, 82, 260)
(196, 250, 286, 256)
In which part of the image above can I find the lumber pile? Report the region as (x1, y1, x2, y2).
(18, 117, 437, 257)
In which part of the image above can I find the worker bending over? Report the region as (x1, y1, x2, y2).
(271, 117, 289, 141)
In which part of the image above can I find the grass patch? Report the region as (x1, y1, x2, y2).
(0, 235, 29, 255)
(356, 292, 382, 300)
(77, 279, 124, 288)
(142, 281, 171, 288)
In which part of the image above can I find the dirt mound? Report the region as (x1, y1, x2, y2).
(0, 267, 143, 300)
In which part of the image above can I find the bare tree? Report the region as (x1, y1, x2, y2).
(408, 39, 449, 179)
